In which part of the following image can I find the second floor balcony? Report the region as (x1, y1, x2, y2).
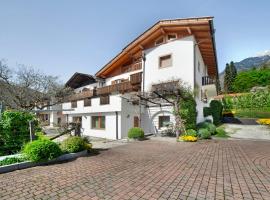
(202, 76, 215, 86)
(68, 89, 96, 101)
(96, 81, 139, 96)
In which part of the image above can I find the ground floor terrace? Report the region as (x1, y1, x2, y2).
(1, 138, 270, 199)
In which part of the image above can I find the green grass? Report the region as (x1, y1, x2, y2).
(235, 108, 270, 118)
(215, 127, 230, 138)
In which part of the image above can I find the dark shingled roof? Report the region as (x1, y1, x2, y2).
(65, 72, 97, 89)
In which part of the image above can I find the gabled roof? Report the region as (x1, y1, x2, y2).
(95, 16, 218, 78)
(65, 72, 97, 89)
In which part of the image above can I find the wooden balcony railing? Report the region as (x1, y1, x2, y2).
(121, 61, 142, 73)
(96, 81, 138, 96)
(68, 89, 95, 101)
(202, 76, 215, 86)
(130, 72, 142, 85)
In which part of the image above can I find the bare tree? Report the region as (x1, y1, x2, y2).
(0, 60, 72, 110)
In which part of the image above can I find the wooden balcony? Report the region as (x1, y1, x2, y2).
(130, 72, 142, 85)
(121, 61, 142, 73)
(68, 89, 95, 101)
(202, 76, 215, 86)
(96, 81, 139, 96)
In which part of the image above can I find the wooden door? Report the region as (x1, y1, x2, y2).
(134, 116, 139, 127)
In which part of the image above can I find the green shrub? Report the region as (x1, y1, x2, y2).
(215, 127, 230, 138)
(203, 101, 223, 126)
(198, 128, 211, 139)
(35, 131, 49, 140)
(128, 127, 144, 139)
(0, 156, 27, 166)
(207, 123, 216, 135)
(23, 139, 62, 162)
(60, 136, 88, 153)
(197, 122, 216, 135)
(0, 111, 38, 155)
(185, 129, 197, 137)
(203, 107, 212, 117)
(180, 97, 197, 130)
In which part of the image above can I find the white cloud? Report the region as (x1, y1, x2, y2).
(256, 50, 270, 57)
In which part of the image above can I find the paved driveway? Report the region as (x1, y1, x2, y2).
(1, 139, 270, 200)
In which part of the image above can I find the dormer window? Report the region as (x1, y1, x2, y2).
(155, 37, 164, 46)
(167, 34, 177, 41)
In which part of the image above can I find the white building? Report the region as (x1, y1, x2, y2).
(61, 17, 219, 140)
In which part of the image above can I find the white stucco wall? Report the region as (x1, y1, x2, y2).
(62, 95, 122, 115)
(141, 106, 175, 134)
(144, 36, 195, 92)
(120, 97, 141, 138)
(194, 41, 209, 123)
(80, 113, 120, 140)
(74, 83, 98, 93)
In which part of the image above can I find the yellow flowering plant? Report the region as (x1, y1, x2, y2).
(180, 135, 198, 142)
(257, 119, 270, 126)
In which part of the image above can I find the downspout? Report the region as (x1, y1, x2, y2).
(139, 52, 146, 128)
(115, 111, 118, 140)
(142, 52, 146, 95)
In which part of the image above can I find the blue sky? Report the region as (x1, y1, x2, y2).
(0, 0, 269, 82)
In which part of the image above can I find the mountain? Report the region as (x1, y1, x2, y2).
(232, 55, 270, 71)
(219, 53, 270, 88)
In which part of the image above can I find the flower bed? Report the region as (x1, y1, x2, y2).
(257, 119, 270, 126)
(180, 135, 198, 142)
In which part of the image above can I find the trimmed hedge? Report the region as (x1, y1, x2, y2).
(203, 100, 223, 125)
(23, 139, 62, 162)
(210, 100, 223, 125)
(128, 127, 144, 139)
(60, 136, 89, 153)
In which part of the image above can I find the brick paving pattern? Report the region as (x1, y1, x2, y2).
(1, 139, 270, 199)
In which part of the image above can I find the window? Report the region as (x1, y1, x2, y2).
(155, 37, 164, 46)
(159, 54, 172, 68)
(197, 61, 200, 72)
(84, 98, 91, 107)
(71, 101, 77, 108)
(159, 116, 170, 129)
(92, 116, 105, 129)
(167, 34, 177, 41)
(100, 95, 110, 105)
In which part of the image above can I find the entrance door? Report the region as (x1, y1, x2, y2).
(73, 117, 82, 128)
(134, 116, 139, 127)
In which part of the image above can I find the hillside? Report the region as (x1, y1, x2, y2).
(219, 53, 270, 88)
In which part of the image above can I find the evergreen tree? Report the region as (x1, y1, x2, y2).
(230, 61, 237, 82)
(224, 63, 231, 93)
(216, 78, 222, 94)
(224, 62, 237, 93)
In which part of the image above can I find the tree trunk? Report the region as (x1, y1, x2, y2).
(174, 95, 181, 139)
